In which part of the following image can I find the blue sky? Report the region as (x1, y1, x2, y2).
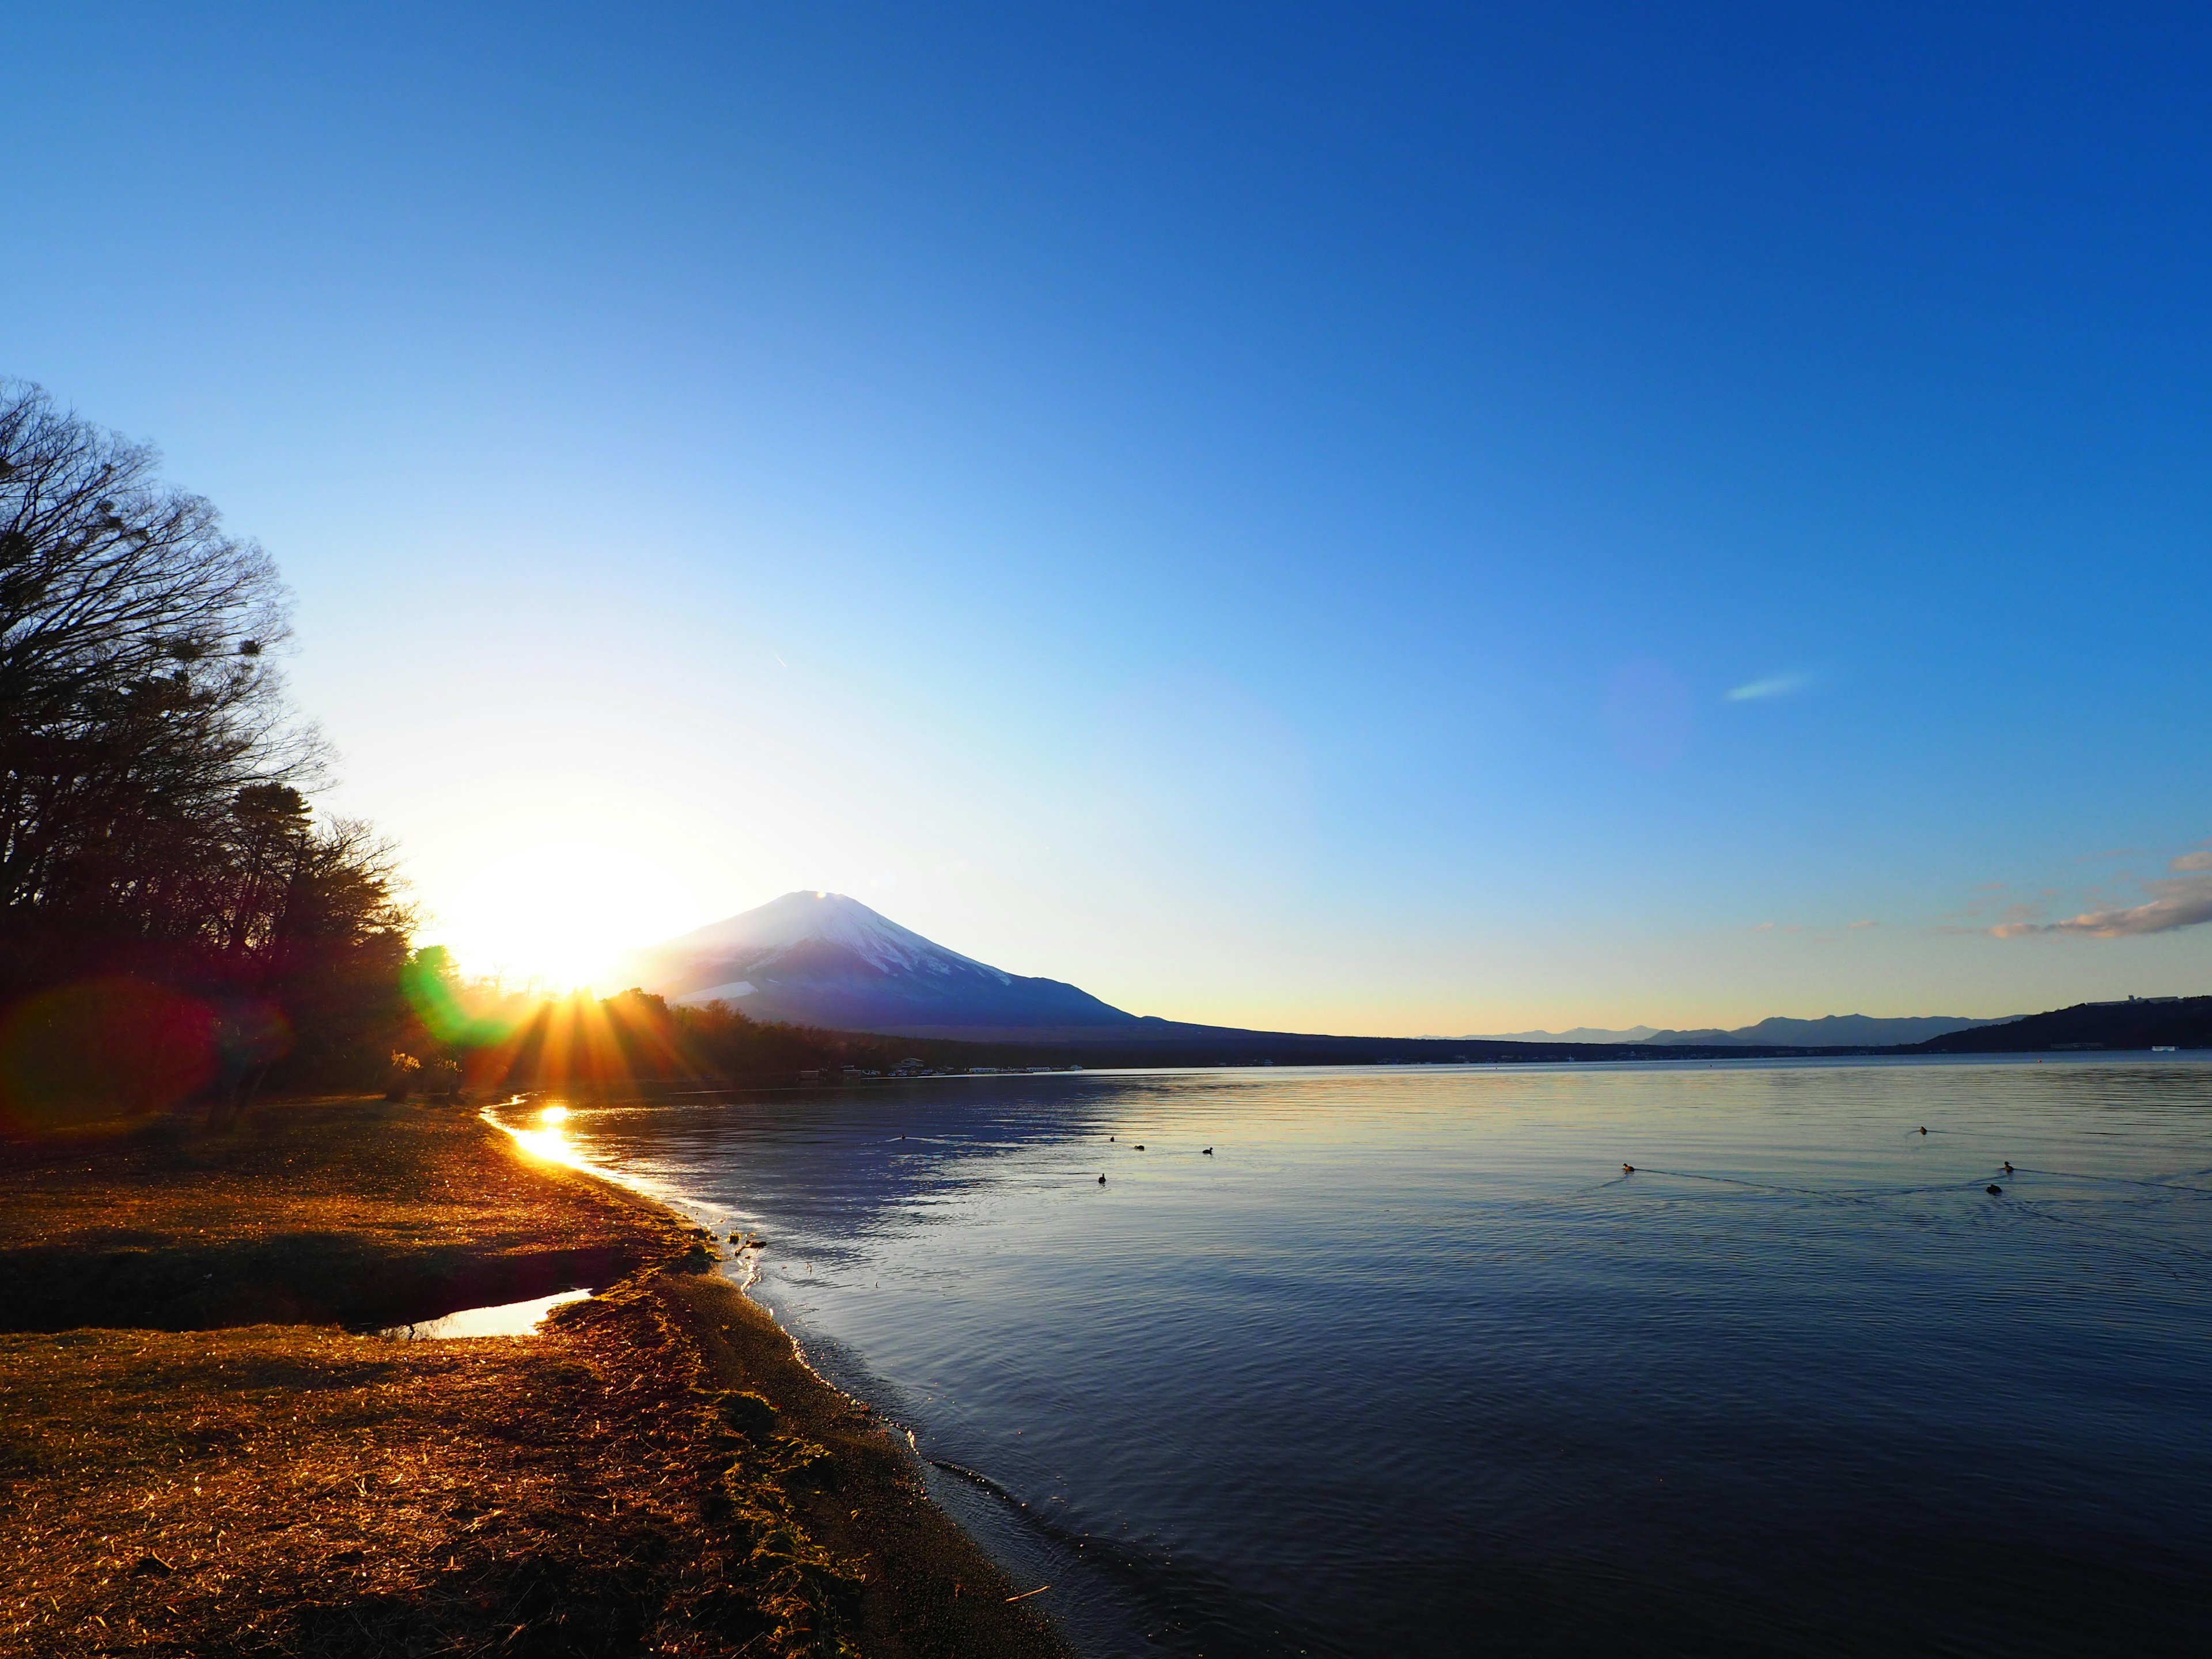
(6, 3, 2208, 1032)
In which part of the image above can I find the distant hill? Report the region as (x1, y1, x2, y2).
(1910, 997, 2211, 1053)
(1644, 1013, 2012, 1047)
(1480, 1014, 2009, 1046)
(619, 892, 1141, 1038)
(1475, 1025, 1661, 1044)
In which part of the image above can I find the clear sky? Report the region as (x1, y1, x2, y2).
(6, 3, 2209, 1034)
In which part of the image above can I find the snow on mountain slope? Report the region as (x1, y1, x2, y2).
(642, 891, 1011, 980)
(619, 891, 1137, 1036)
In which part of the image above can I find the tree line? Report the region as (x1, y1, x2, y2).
(0, 380, 430, 1127)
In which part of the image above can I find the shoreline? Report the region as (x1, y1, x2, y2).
(490, 1094, 1083, 1654)
(0, 1096, 1071, 1657)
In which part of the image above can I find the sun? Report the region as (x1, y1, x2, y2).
(450, 913, 632, 994)
(404, 777, 754, 995)
(429, 835, 676, 994)
(503, 931, 630, 995)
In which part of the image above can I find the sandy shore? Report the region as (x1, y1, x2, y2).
(0, 1098, 1070, 1658)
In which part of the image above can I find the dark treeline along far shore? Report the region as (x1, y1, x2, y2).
(758, 993, 2212, 1079)
(628, 992, 2211, 1089)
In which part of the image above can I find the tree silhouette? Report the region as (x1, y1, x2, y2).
(0, 381, 411, 1124)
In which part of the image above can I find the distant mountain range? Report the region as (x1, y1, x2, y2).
(1478, 1014, 2016, 1047)
(624, 895, 2040, 1051)
(1477, 1025, 1665, 1044)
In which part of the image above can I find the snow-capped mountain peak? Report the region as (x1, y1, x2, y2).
(620, 892, 1132, 1036)
(661, 891, 1010, 981)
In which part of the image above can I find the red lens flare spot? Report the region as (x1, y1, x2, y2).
(0, 977, 221, 1135)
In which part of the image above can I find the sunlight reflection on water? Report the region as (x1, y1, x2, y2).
(376, 1287, 590, 1340)
(490, 1102, 589, 1168)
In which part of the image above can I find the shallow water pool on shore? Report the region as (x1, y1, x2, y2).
(511, 1057, 2212, 1657)
(374, 1287, 591, 1340)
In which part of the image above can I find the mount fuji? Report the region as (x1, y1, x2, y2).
(618, 892, 1142, 1039)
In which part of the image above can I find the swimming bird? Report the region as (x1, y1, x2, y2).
(1134, 1143, 1145, 1150)
(1098, 1174, 1106, 1184)
(1919, 1127, 1929, 1135)
(1987, 1184, 2003, 1196)
(1622, 1163, 1635, 1173)
(2002, 1161, 2014, 1173)
(1202, 1147, 1214, 1155)
(1108, 1136, 1115, 1142)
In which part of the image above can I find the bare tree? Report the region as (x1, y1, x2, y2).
(0, 380, 321, 972)
(0, 380, 425, 1116)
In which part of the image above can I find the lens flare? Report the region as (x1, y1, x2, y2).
(0, 978, 225, 1134)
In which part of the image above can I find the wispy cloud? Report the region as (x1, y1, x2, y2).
(1725, 672, 1813, 702)
(1990, 874, 2212, 938)
(2172, 850, 2212, 872)
(1849, 918, 1876, 929)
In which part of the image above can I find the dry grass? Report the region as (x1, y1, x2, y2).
(0, 1101, 1069, 1659)
(5, 1318, 713, 1656)
(0, 1099, 688, 1332)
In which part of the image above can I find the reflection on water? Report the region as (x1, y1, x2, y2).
(376, 1287, 590, 1339)
(493, 1101, 592, 1169)
(508, 1058, 2212, 1657)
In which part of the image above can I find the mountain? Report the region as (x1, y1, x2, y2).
(1472, 1014, 2008, 1046)
(1473, 1026, 1661, 1044)
(1909, 996, 2210, 1053)
(620, 897, 2046, 1052)
(1641, 1013, 2011, 1047)
(619, 892, 1141, 1039)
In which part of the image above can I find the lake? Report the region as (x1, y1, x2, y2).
(505, 1057, 2212, 1656)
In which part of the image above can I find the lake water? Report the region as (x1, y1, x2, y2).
(506, 1058, 2212, 1656)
